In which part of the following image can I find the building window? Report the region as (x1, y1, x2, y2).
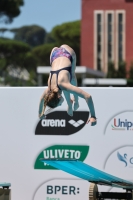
(104, 11, 114, 73)
(116, 10, 125, 69)
(118, 13, 123, 61)
(107, 14, 113, 62)
(94, 11, 104, 71)
(97, 14, 102, 70)
(94, 10, 125, 72)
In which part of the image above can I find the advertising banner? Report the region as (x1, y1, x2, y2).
(0, 87, 133, 200)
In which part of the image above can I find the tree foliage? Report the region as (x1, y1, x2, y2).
(0, 39, 37, 86)
(51, 21, 81, 65)
(0, 20, 81, 86)
(32, 43, 56, 66)
(22, 52, 38, 70)
(107, 61, 127, 78)
(126, 62, 133, 86)
(44, 32, 56, 44)
(106, 61, 116, 78)
(0, 38, 30, 57)
(0, 28, 8, 36)
(117, 61, 127, 78)
(0, 0, 24, 23)
(129, 62, 133, 79)
(0, 39, 29, 71)
(10, 25, 47, 47)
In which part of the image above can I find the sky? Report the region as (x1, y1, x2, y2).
(1, 0, 81, 38)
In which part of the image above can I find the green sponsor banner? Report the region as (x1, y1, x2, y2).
(34, 145, 89, 169)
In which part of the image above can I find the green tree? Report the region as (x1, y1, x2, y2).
(33, 20, 81, 66)
(10, 25, 47, 47)
(106, 61, 117, 78)
(0, 39, 37, 86)
(32, 43, 56, 66)
(116, 61, 127, 78)
(129, 62, 133, 79)
(31, 43, 57, 86)
(51, 21, 81, 65)
(127, 62, 133, 86)
(0, 28, 8, 36)
(44, 32, 56, 44)
(107, 61, 127, 78)
(23, 52, 38, 71)
(0, 39, 30, 68)
(0, 0, 24, 23)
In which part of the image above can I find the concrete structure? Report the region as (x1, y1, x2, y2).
(82, 78, 127, 86)
(81, 0, 133, 74)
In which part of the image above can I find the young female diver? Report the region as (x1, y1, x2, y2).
(39, 44, 97, 126)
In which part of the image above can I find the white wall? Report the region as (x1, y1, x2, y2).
(0, 87, 133, 200)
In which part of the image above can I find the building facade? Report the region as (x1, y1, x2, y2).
(81, 0, 133, 74)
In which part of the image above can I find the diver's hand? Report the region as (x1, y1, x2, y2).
(86, 117, 97, 126)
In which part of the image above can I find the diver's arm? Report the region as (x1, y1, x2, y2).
(70, 53, 79, 103)
(61, 83, 97, 125)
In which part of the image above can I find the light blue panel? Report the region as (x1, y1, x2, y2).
(40, 159, 133, 189)
(0, 183, 11, 187)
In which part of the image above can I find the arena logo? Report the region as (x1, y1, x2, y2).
(34, 145, 89, 170)
(35, 111, 89, 135)
(41, 119, 65, 127)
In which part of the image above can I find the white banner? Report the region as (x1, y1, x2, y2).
(0, 87, 133, 200)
